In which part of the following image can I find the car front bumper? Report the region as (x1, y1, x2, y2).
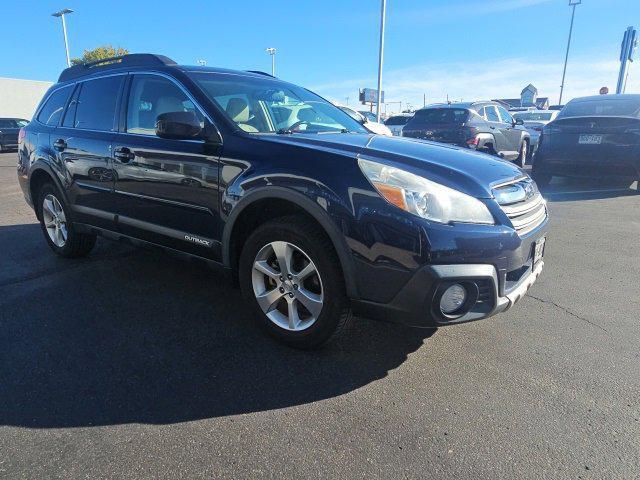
(351, 245, 546, 329)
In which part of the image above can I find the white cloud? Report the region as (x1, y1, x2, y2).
(312, 55, 640, 113)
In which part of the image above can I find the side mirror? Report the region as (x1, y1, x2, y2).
(155, 111, 202, 140)
(358, 115, 368, 125)
(514, 118, 524, 126)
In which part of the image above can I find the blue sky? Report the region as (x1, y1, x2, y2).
(3, 0, 639, 112)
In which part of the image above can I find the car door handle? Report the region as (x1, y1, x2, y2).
(113, 147, 135, 163)
(53, 139, 67, 151)
(489, 126, 495, 130)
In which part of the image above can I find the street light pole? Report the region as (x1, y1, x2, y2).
(375, 0, 387, 122)
(52, 8, 74, 67)
(266, 47, 276, 76)
(559, 0, 581, 106)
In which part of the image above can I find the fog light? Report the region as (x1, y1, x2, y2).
(440, 284, 467, 314)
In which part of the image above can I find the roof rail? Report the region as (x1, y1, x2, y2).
(58, 53, 177, 82)
(245, 70, 275, 78)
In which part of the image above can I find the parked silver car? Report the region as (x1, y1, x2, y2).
(384, 113, 414, 136)
(512, 110, 559, 154)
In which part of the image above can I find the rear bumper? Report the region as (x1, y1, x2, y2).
(534, 147, 640, 179)
(351, 257, 545, 329)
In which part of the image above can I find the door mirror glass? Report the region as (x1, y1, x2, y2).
(155, 111, 202, 140)
(514, 117, 524, 126)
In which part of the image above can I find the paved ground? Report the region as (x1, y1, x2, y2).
(1, 151, 638, 479)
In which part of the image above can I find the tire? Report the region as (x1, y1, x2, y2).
(239, 215, 352, 349)
(532, 171, 552, 189)
(514, 140, 528, 168)
(37, 182, 97, 258)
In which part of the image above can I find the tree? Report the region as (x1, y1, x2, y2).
(70, 45, 129, 66)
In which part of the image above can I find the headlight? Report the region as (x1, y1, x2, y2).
(358, 159, 494, 225)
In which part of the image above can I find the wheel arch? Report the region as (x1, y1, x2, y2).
(222, 187, 359, 299)
(28, 163, 67, 220)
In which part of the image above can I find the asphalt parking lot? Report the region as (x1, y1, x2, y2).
(1, 151, 638, 479)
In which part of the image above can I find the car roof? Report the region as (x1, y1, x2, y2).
(56, 53, 280, 85)
(568, 94, 640, 103)
(418, 101, 498, 111)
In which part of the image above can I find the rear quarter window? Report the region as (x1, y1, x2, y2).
(37, 85, 73, 126)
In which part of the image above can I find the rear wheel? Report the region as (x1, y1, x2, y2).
(38, 183, 97, 257)
(239, 215, 352, 349)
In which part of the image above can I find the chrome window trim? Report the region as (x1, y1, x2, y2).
(34, 70, 223, 144)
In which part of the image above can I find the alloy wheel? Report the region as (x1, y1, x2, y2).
(42, 194, 68, 247)
(251, 241, 324, 331)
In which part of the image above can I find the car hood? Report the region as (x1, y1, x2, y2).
(264, 133, 525, 198)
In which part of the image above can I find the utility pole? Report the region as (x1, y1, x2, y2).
(375, 0, 387, 122)
(52, 8, 74, 67)
(266, 47, 276, 76)
(559, 0, 581, 105)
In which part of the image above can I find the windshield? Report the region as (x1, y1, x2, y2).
(558, 98, 640, 118)
(411, 108, 469, 124)
(513, 112, 554, 121)
(189, 72, 367, 134)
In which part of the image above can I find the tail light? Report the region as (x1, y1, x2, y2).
(18, 128, 26, 144)
(466, 136, 479, 146)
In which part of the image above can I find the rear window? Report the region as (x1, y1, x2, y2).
(558, 98, 640, 118)
(0, 119, 15, 128)
(411, 108, 468, 124)
(385, 116, 411, 126)
(513, 112, 554, 121)
(37, 86, 72, 126)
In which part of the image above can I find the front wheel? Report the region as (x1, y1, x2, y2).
(514, 140, 528, 168)
(239, 215, 352, 349)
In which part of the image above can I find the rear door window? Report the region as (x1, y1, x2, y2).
(73, 76, 124, 131)
(37, 85, 73, 126)
(484, 106, 500, 122)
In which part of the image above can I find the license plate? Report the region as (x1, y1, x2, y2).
(578, 134, 602, 144)
(533, 236, 546, 265)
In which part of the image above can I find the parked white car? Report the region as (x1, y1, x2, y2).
(337, 106, 393, 136)
(384, 113, 414, 136)
(511, 110, 559, 153)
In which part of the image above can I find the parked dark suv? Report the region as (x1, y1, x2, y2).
(402, 102, 531, 167)
(17, 54, 548, 348)
(0, 117, 29, 151)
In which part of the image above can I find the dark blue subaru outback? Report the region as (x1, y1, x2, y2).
(17, 54, 548, 348)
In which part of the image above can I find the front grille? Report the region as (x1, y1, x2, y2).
(493, 177, 547, 236)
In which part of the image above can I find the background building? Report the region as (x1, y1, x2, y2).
(495, 84, 550, 110)
(0, 77, 53, 119)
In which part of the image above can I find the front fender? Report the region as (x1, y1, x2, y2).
(221, 186, 360, 299)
